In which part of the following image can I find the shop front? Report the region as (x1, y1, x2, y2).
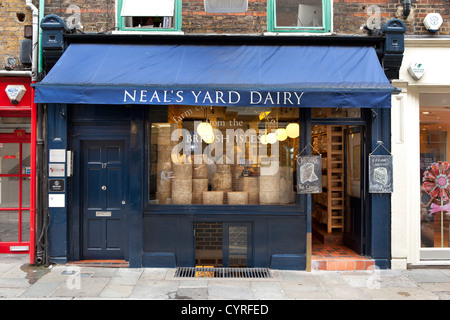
(34, 35, 395, 270)
(0, 75, 36, 262)
(391, 37, 450, 268)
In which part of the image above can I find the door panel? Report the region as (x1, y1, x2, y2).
(87, 167, 102, 209)
(81, 140, 128, 260)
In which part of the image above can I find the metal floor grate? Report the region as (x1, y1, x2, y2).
(174, 267, 272, 279)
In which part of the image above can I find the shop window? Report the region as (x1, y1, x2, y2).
(268, 0, 331, 33)
(420, 95, 450, 252)
(148, 106, 299, 206)
(118, 0, 181, 31)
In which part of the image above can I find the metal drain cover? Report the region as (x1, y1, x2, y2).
(174, 267, 272, 279)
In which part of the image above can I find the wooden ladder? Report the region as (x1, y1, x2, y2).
(326, 125, 345, 233)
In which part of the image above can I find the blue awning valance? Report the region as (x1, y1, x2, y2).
(34, 43, 394, 108)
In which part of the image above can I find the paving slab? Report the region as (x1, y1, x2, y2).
(174, 287, 209, 300)
(129, 279, 179, 299)
(20, 281, 62, 298)
(407, 270, 450, 283)
(251, 282, 284, 300)
(98, 283, 134, 298)
(51, 276, 110, 298)
(207, 281, 254, 300)
(325, 284, 371, 300)
(362, 286, 440, 300)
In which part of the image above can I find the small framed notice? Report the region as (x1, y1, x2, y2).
(369, 154, 393, 193)
(297, 155, 322, 194)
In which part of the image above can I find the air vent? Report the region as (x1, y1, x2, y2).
(174, 267, 272, 279)
(204, 0, 248, 13)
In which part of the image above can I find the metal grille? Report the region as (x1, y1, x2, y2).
(174, 267, 272, 279)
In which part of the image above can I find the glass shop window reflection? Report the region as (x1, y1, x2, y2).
(149, 106, 300, 206)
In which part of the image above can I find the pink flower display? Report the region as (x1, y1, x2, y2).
(423, 161, 450, 202)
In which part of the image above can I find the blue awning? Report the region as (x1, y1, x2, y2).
(34, 43, 394, 108)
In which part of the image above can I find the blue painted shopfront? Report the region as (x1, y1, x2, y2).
(39, 36, 394, 270)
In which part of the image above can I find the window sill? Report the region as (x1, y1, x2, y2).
(145, 204, 304, 215)
(112, 30, 185, 35)
(264, 32, 335, 36)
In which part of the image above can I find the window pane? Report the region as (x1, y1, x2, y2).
(0, 211, 19, 242)
(121, 0, 176, 28)
(420, 96, 450, 249)
(22, 177, 30, 208)
(0, 118, 31, 134)
(276, 0, 323, 28)
(228, 225, 247, 267)
(0, 143, 20, 174)
(21, 210, 30, 242)
(0, 177, 20, 208)
(149, 106, 299, 206)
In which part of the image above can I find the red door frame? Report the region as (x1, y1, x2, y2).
(0, 77, 36, 264)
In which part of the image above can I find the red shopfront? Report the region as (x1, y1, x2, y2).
(0, 75, 36, 263)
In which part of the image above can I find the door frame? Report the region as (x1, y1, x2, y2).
(0, 131, 32, 254)
(70, 128, 130, 261)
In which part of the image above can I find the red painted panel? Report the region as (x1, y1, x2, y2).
(0, 77, 32, 111)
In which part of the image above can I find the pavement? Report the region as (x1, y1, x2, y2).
(1, 254, 450, 303)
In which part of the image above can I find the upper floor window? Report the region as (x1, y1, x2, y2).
(118, 0, 181, 31)
(268, 0, 331, 33)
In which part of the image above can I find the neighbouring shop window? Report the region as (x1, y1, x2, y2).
(420, 97, 450, 249)
(268, 0, 331, 33)
(118, 0, 181, 31)
(148, 106, 299, 206)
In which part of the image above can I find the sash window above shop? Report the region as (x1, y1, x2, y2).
(268, 0, 332, 33)
(118, 0, 181, 31)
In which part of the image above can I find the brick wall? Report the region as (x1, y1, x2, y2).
(333, 0, 449, 35)
(182, 0, 267, 34)
(0, 0, 35, 70)
(195, 222, 223, 266)
(41, 0, 449, 36)
(43, 0, 115, 33)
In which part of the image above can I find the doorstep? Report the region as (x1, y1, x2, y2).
(312, 243, 375, 271)
(67, 260, 129, 268)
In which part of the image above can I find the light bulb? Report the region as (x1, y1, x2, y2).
(286, 123, 299, 138)
(267, 132, 277, 144)
(275, 128, 287, 141)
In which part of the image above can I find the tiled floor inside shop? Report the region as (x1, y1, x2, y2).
(312, 242, 375, 271)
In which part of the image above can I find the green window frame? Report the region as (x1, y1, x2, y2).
(268, 0, 331, 33)
(117, 0, 182, 32)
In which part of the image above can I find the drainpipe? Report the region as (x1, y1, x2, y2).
(25, 0, 38, 82)
(402, 0, 411, 19)
(26, 0, 39, 265)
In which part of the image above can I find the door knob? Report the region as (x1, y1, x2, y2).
(101, 185, 107, 191)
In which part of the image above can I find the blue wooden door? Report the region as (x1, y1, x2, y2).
(81, 140, 128, 259)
